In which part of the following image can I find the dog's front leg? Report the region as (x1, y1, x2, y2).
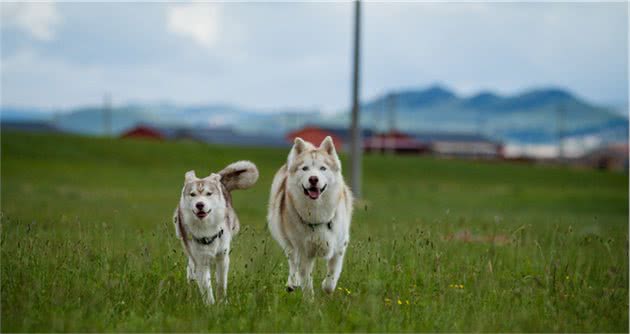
(285, 247, 301, 292)
(187, 257, 196, 282)
(215, 253, 229, 302)
(322, 249, 346, 294)
(298, 253, 315, 298)
(195, 266, 215, 305)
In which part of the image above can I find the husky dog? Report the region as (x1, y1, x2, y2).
(267, 136, 353, 296)
(173, 161, 258, 305)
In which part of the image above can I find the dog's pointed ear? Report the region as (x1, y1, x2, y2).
(219, 161, 259, 191)
(184, 170, 197, 183)
(319, 136, 337, 156)
(287, 137, 307, 168)
(319, 136, 341, 171)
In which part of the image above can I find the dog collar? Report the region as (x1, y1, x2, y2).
(296, 211, 334, 232)
(193, 229, 224, 245)
(288, 193, 336, 232)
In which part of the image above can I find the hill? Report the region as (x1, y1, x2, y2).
(354, 86, 627, 144)
(1, 85, 627, 145)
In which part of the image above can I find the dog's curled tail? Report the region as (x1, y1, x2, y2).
(219, 160, 259, 191)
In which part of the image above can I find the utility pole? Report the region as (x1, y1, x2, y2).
(349, 0, 362, 198)
(103, 93, 112, 137)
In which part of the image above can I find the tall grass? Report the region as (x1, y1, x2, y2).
(1, 132, 627, 332)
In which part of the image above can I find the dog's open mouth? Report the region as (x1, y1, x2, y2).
(303, 184, 327, 200)
(195, 211, 208, 219)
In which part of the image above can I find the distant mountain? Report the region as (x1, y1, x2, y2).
(0, 107, 54, 122)
(461, 92, 502, 109)
(364, 85, 456, 109)
(495, 88, 574, 110)
(1, 85, 627, 146)
(351, 85, 627, 144)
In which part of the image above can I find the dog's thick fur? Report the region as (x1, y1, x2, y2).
(267, 136, 353, 296)
(173, 161, 258, 304)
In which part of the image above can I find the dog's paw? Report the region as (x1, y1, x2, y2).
(321, 278, 336, 294)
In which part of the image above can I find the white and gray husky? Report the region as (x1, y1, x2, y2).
(173, 161, 258, 304)
(267, 136, 353, 297)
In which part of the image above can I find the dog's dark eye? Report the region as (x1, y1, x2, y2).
(206, 192, 212, 196)
(302, 166, 309, 171)
(320, 166, 327, 171)
(189, 193, 196, 197)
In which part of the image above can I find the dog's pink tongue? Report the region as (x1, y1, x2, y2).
(307, 189, 320, 199)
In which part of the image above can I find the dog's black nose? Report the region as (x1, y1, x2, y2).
(195, 202, 204, 210)
(309, 176, 318, 185)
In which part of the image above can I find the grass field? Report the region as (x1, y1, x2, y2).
(1, 131, 628, 332)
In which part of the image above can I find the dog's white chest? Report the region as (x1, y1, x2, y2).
(304, 230, 335, 258)
(192, 241, 228, 263)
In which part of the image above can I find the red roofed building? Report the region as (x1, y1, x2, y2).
(285, 126, 343, 151)
(121, 124, 190, 141)
(121, 125, 166, 140)
(285, 126, 373, 152)
(364, 131, 429, 153)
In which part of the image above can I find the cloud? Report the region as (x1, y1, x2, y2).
(0, 2, 626, 111)
(166, 3, 221, 49)
(360, 2, 628, 105)
(0, 47, 238, 109)
(1, 2, 61, 41)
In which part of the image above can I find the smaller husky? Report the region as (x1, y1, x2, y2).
(173, 161, 258, 305)
(267, 136, 353, 297)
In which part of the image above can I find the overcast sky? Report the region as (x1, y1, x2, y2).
(1, 1, 627, 112)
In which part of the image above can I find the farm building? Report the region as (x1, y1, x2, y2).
(577, 143, 628, 171)
(120, 124, 190, 141)
(413, 132, 504, 158)
(364, 131, 429, 154)
(121, 124, 287, 148)
(286, 125, 373, 151)
(287, 126, 503, 157)
(365, 131, 504, 158)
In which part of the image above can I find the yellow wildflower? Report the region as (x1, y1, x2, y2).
(397, 299, 402, 305)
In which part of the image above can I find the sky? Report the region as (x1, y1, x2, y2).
(0, 1, 628, 112)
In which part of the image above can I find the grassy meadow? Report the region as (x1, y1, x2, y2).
(1, 131, 628, 332)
